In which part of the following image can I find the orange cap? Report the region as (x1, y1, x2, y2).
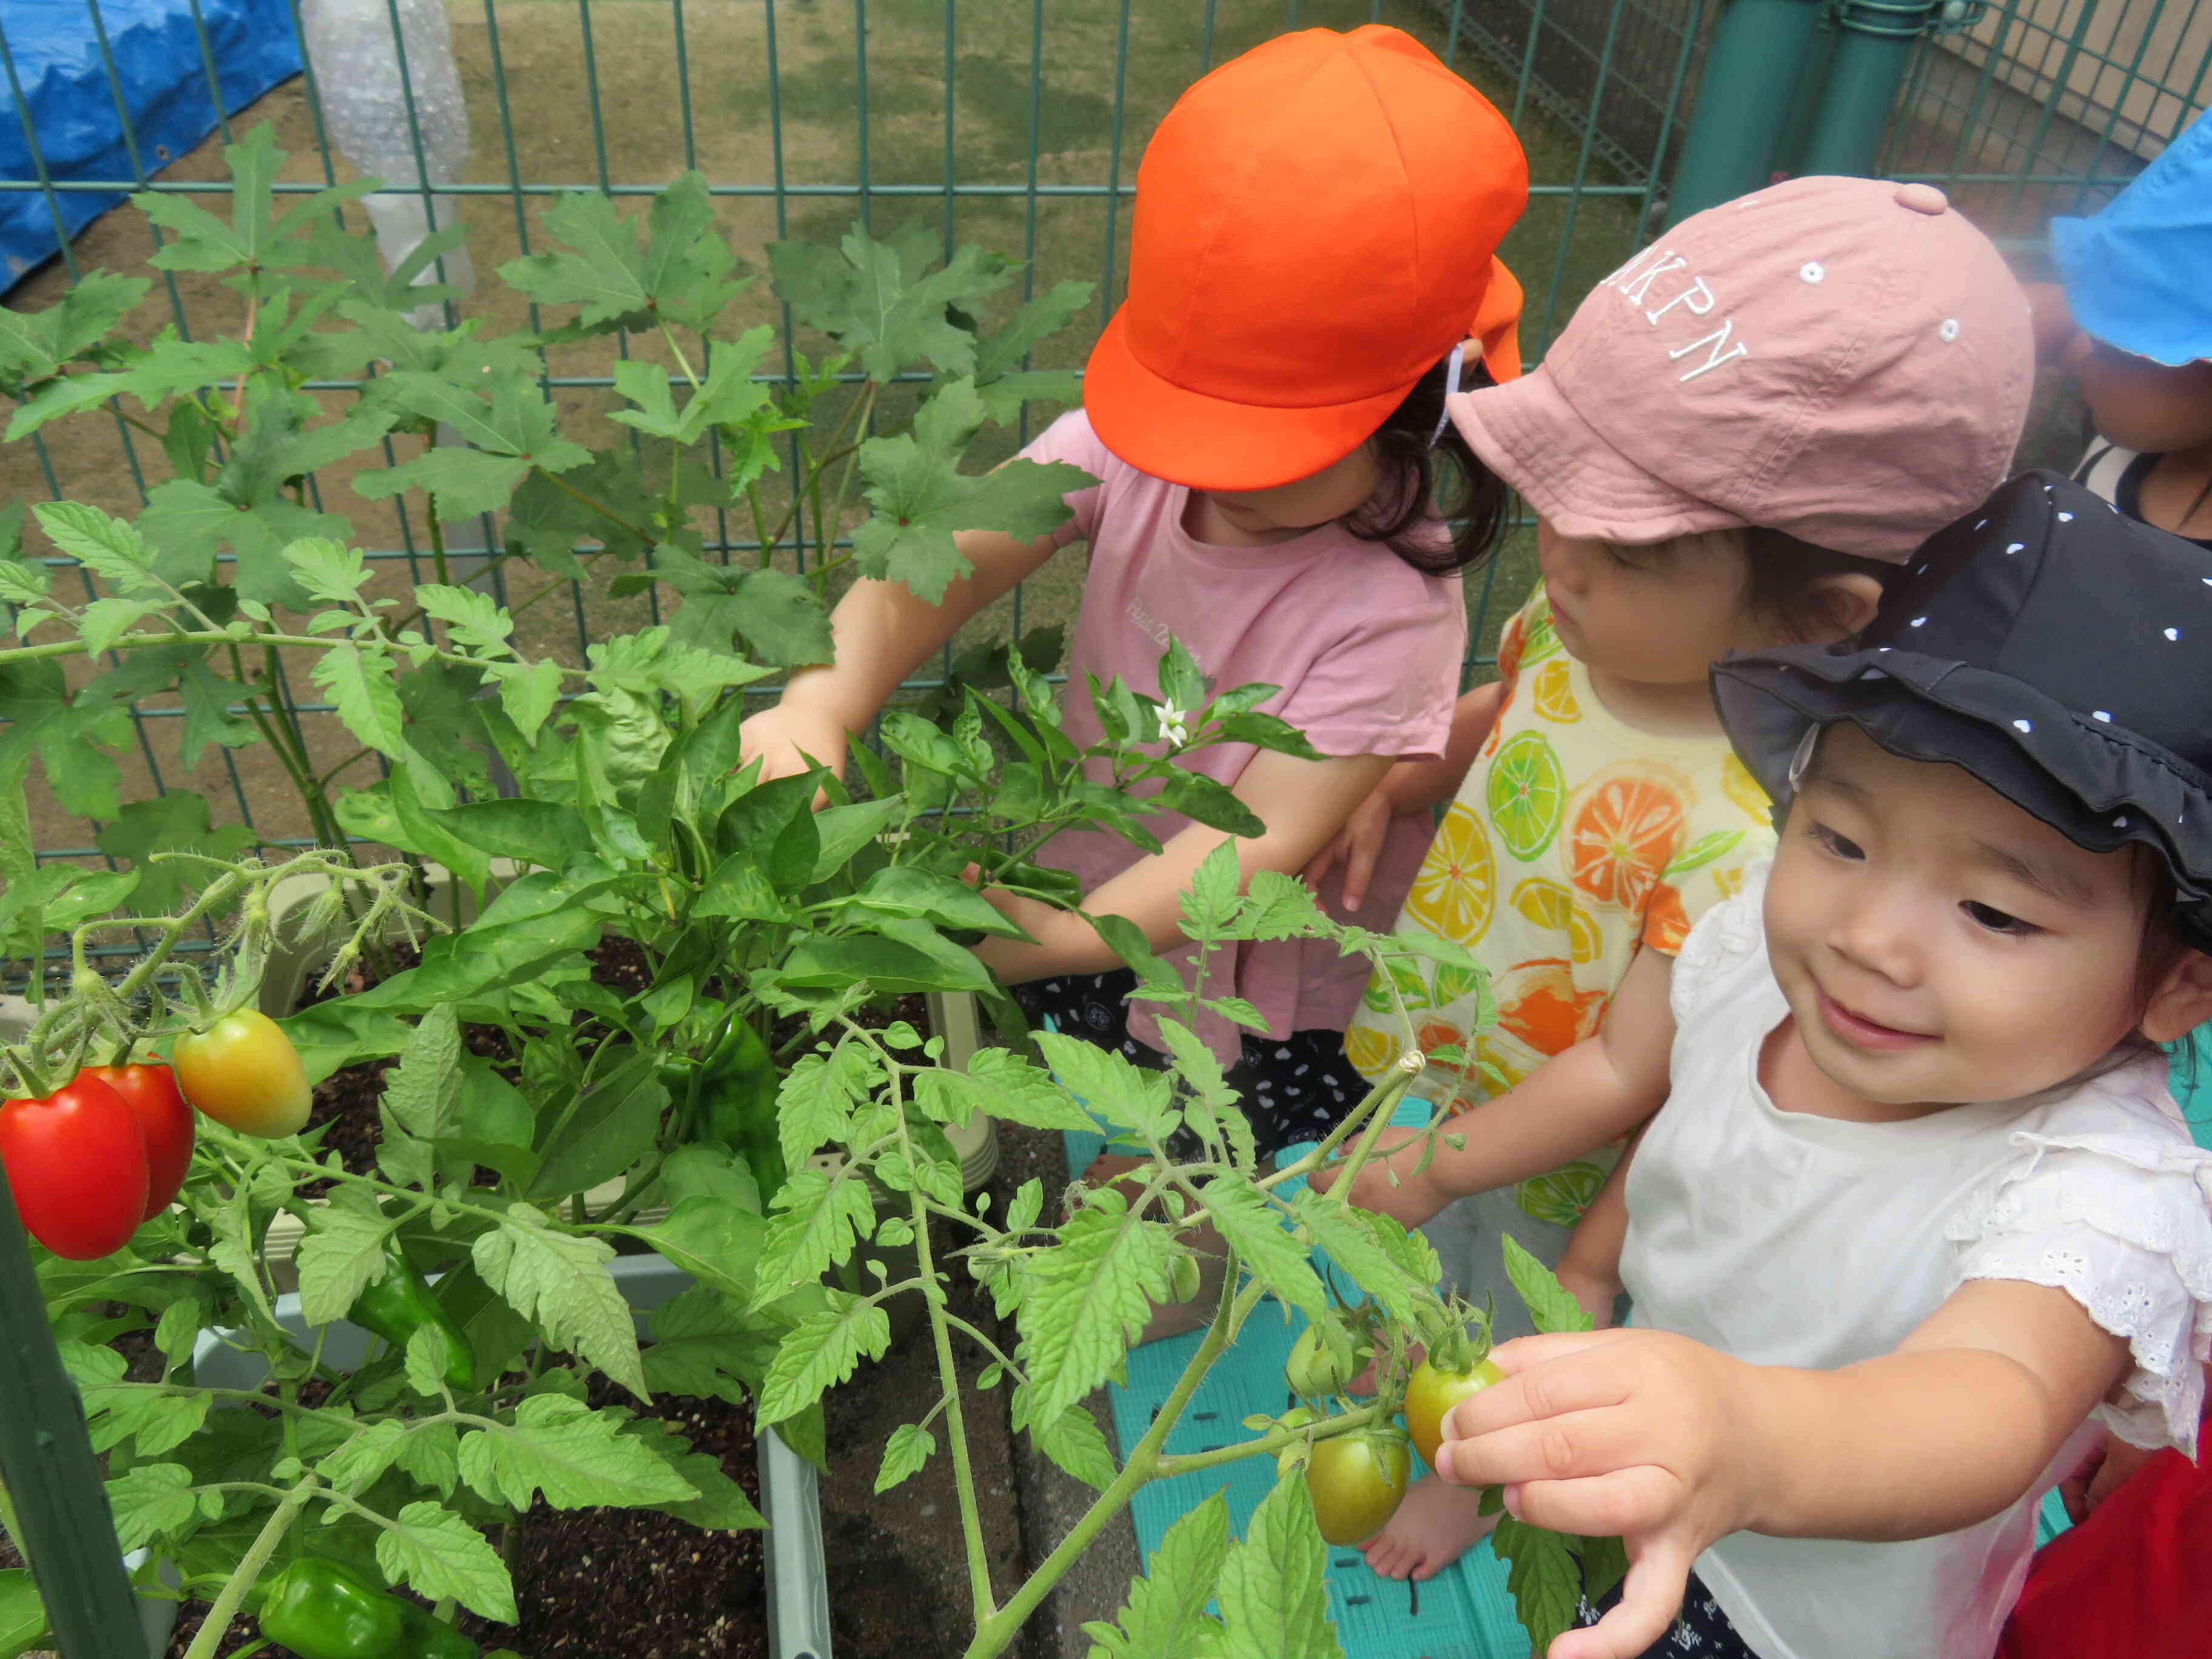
(1083, 25, 1529, 492)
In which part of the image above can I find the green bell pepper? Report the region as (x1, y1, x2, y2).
(677, 1016, 786, 1200)
(256, 1560, 483, 1659)
(257, 1560, 404, 1659)
(397, 1601, 481, 1659)
(347, 1239, 477, 1392)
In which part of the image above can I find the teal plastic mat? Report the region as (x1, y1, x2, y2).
(1064, 1088, 1529, 1658)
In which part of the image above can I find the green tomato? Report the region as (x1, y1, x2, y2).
(1282, 1325, 1366, 1398)
(1404, 1354, 1507, 1472)
(1164, 1252, 1203, 1304)
(1304, 1429, 1411, 1546)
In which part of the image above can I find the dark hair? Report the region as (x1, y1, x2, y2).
(1341, 351, 1510, 576)
(1740, 526, 1899, 643)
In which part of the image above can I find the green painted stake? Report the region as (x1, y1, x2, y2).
(1798, 0, 1940, 178)
(1664, 0, 1824, 226)
(0, 1163, 145, 1659)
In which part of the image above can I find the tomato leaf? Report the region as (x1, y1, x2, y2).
(1216, 1472, 1342, 1659)
(911, 1049, 1099, 1136)
(747, 1166, 876, 1313)
(457, 1394, 700, 1510)
(1501, 1233, 1595, 1336)
(1199, 1179, 1326, 1322)
(375, 1500, 518, 1623)
(297, 1187, 398, 1327)
(1013, 1188, 1176, 1428)
(755, 1289, 892, 1426)
(874, 1423, 937, 1494)
(102, 1463, 198, 1553)
(1491, 1514, 1584, 1654)
(471, 1203, 645, 1399)
(1033, 1032, 1176, 1141)
(1028, 1401, 1118, 1493)
(1084, 1489, 1232, 1658)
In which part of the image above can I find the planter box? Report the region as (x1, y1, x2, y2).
(136, 1255, 833, 1659)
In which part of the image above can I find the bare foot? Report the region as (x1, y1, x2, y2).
(1361, 1472, 1498, 1581)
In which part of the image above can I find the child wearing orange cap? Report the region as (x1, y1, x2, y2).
(1309, 175, 2039, 1583)
(742, 27, 1529, 1168)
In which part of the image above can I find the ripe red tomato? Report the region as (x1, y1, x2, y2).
(172, 1010, 311, 1138)
(0, 1076, 150, 1259)
(1304, 1428, 1411, 1546)
(81, 1063, 195, 1218)
(1405, 1354, 1507, 1471)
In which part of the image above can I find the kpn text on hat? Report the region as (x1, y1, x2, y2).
(1447, 175, 2034, 560)
(1082, 25, 1529, 493)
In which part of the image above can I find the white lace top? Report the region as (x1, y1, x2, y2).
(1621, 865, 2212, 1659)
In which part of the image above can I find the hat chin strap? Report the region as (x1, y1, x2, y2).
(1428, 341, 1464, 448)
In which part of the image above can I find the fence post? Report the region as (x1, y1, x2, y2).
(1664, 0, 1825, 225)
(1797, 0, 1943, 177)
(0, 1166, 146, 1658)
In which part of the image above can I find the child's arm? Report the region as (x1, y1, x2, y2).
(968, 746, 1393, 982)
(1555, 1145, 1634, 1329)
(1307, 944, 1678, 1222)
(739, 525, 1064, 783)
(1438, 1279, 2131, 1659)
(1302, 682, 1506, 911)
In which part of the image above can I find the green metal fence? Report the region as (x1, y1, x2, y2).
(1, 0, 2207, 895)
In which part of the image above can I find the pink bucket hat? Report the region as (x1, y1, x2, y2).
(1447, 176, 2035, 561)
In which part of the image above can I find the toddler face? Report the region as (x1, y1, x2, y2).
(1762, 725, 2151, 1111)
(2062, 332, 2212, 456)
(1193, 442, 1385, 542)
(1537, 519, 1768, 686)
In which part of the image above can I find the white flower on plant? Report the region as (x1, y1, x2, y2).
(1158, 703, 1190, 747)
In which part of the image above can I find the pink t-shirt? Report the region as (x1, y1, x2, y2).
(1021, 411, 1467, 1059)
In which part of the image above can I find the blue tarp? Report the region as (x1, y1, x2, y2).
(2, 0, 301, 292)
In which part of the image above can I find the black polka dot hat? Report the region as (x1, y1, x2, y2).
(1712, 471, 2212, 948)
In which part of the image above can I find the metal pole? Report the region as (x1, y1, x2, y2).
(1798, 0, 1943, 178)
(0, 1164, 144, 1659)
(1664, 0, 1825, 224)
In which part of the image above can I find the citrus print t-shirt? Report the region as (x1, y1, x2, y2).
(1343, 585, 1775, 1230)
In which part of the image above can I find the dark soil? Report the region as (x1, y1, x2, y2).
(159, 1373, 770, 1659)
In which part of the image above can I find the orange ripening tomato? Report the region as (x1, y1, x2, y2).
(172, 1010, 312, 1138)
(0, 1076, 151, 1259)
(81, 1063, 195, 1218)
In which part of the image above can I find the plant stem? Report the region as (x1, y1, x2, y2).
(961, 1268, 1270, 1659)
(879, 1040, 996, 1626)
(179, 1475, 320, 1659)
(1152, 1399, 1384, 1478)
(426, 501, 454, 588)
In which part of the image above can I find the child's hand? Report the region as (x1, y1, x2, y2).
(1301, 785, 1394, 912)
(737, 701, 850, 789)
(2058, 1429, 2157, 1524)
(1434, 1329, 1763, 1659)
(1305, 1128, 1462, 1227)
